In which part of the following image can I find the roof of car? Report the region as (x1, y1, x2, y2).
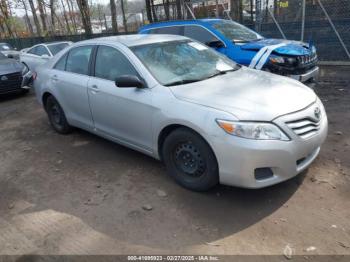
(44, 41, 71, 45)
(82, 34, 189, 47)
(139, 18, 225, 30)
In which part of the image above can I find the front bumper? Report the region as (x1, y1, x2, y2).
(288, 66, 319, 83)
(210, 101, 328, 188)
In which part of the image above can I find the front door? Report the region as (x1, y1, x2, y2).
(87, 45, 154, 151)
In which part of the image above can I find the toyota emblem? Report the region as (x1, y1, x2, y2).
(314, 107, 321, 120)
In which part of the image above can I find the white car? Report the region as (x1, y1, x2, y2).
(20, 41, 72, 72)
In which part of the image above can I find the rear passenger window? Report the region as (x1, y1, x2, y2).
(54, 53, 68, 71)
(65, 46, 93, 75)
(184, 26, 219, 44)
(94, 46, 138, 81)
(27, 46, 38, 55)
(36, 45, 50, 56)
(150, 26, 183, 35)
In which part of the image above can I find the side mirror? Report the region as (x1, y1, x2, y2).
(41, 54, 50, 59)
(115, 75, 145, 89)
(206, 40, 225, 48)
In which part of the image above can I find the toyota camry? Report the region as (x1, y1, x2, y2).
(33, 35, 328, 191)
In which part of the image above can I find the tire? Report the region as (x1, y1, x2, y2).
(45, 95, 73, 134)
(162, 128, 219, 191)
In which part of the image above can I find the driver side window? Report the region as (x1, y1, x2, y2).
(94, 46, 138, 81)
(184, 26, 221, 45)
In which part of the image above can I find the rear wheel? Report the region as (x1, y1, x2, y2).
(45, 95, 72, 134)
(162, 128, 219, 191)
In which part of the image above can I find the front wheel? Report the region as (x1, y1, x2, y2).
(45, 95, 73, 134)
(162, 128, 219, 191)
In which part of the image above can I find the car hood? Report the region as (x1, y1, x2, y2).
(240, 38, 313, 56)
(0, 58, 22, 75)
(169, 67, 316, 121)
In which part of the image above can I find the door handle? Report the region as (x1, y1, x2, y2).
(89, 84, 99, 93)
(51, 75, 58, 82)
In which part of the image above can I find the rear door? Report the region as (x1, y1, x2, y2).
(50, 45, 94, 130)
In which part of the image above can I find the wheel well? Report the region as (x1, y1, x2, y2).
(157, 124, 211, 161)
(42, 92, 52, 108)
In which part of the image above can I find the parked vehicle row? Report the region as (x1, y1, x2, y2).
(33, 34, 328, 191)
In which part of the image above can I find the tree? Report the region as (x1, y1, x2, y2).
(151, 0, 157, 22)
(230, 0, 242, 22)
(60, 0, 71, 34)
(66, 0, 77, 33)
(50, 0, 56, 33)
(120, 0, 127, 32)
(37, 0, 48, 33)
(76, 0, 92, 35)
(0, 0, 14, 37)
(163, 0, 169, 20)
(28, 0, 41, 35)
(175, 0, 181, 19)
(110, 0, 118, 33)
(20, 0, 34, 35)
(145, 0, 152, 23)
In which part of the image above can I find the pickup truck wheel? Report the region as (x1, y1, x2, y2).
(162, 128, 219, 191)
(45, 96, 72, 134)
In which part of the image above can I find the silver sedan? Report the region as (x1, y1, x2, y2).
(20, 41, 72, 72)
(33, 35, 328, 191)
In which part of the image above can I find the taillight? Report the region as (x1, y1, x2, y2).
(32, 72, 37, 81)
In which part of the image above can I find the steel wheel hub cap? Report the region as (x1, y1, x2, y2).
(174, 143, 205, 177)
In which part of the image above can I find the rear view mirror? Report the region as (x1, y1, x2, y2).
(115, 75, 145, 89)
(206, 40, 225, 48)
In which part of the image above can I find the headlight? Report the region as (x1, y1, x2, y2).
(216, 120, 290, 141)
(269, 56, 285, 64)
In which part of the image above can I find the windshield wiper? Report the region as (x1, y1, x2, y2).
(164, 79, 202, 87)
(205, 69, 236, 80)
(233, 38, 264, 43)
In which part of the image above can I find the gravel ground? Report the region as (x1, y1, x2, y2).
(0, 66, 349, 257)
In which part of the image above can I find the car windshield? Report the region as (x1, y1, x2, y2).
(0, 43, 14, 51)
(131, 40, 239, 86)
(47, 43, 69, 55)
(210, 20, 263, 43)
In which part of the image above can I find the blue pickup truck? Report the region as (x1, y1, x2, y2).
(139, 19, 319, 84)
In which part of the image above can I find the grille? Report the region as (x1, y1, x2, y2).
(286, 117, 320, 139)
(0, 72, 23, 94)
(297, 53, 318, 66)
